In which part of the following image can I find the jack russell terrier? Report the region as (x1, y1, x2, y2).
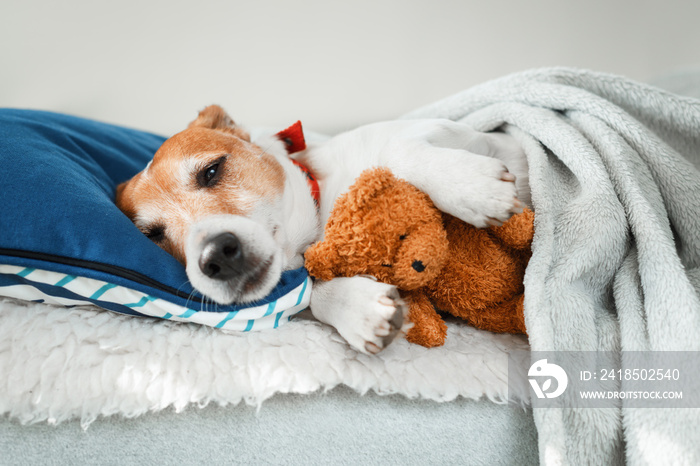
(116, 105, 530, 354)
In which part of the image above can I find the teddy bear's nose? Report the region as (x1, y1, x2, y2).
(412, 260, 426, 273)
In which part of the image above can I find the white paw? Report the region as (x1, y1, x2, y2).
(319, 277, 410, 355)
(386, 122, 524, 229)
(433, 153, 523, 228)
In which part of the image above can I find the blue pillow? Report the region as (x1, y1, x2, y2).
(0, 109, 310, 331)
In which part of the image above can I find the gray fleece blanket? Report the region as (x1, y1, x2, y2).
(406, 68, 700, 465)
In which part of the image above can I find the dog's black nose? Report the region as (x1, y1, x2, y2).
(412, 260, 426, 273)
(199, 233, 244, 280)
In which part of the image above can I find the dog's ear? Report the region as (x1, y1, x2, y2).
(188, 105, 251, 141)
(115, 179, 136, 220)
(115, 181, 126, 203)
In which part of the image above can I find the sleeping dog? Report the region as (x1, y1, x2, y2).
(116, 105, 530, 354)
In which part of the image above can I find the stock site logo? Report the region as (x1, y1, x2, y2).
(528, 359, 568, 399)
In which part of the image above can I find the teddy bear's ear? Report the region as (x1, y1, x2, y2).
(303, 240, 341, 281)
(341, 167, 399, 212)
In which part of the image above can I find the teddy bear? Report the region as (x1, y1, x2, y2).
(304, 167, 534, 348)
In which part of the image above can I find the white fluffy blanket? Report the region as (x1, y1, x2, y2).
(406, 67, 700, 465)
(0, 297, 529, 428)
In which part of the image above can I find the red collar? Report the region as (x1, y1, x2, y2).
(275, 121, 320, 207)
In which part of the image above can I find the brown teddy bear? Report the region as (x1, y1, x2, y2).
(304, 167, 534, 348)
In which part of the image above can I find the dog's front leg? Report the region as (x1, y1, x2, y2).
(309, 276, 410, 354)
(382, 120, 526, 228)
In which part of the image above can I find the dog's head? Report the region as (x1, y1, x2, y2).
(116, 105, 294, 304)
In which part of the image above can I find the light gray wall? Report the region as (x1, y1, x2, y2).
(1, 0, 698, 135)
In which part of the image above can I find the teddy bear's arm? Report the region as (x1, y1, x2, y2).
(303, 239, 340, 282)
(489, 208, 535, 250)
(403, 290, 448, 348)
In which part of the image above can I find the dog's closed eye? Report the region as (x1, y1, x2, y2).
(197, 155, 228, 188)
(143, 225, 166, 243)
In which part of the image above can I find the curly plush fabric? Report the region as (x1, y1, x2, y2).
(304, 168, 533, 348)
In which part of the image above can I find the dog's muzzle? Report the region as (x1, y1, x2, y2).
(198, 232, 244, 280)
(185, 214, 283, 304)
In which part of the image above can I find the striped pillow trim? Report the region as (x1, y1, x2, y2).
(0, 264, 310, 331)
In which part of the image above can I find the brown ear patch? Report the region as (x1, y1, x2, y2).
(115, 178, 138, 221)
(188, 105, 250, 141)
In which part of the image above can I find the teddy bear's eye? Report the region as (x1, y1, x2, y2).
(399, 234, 407, 240)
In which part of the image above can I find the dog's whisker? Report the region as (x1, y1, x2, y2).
(184, 289, 197, 310)
(175, 279, 191, 296)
